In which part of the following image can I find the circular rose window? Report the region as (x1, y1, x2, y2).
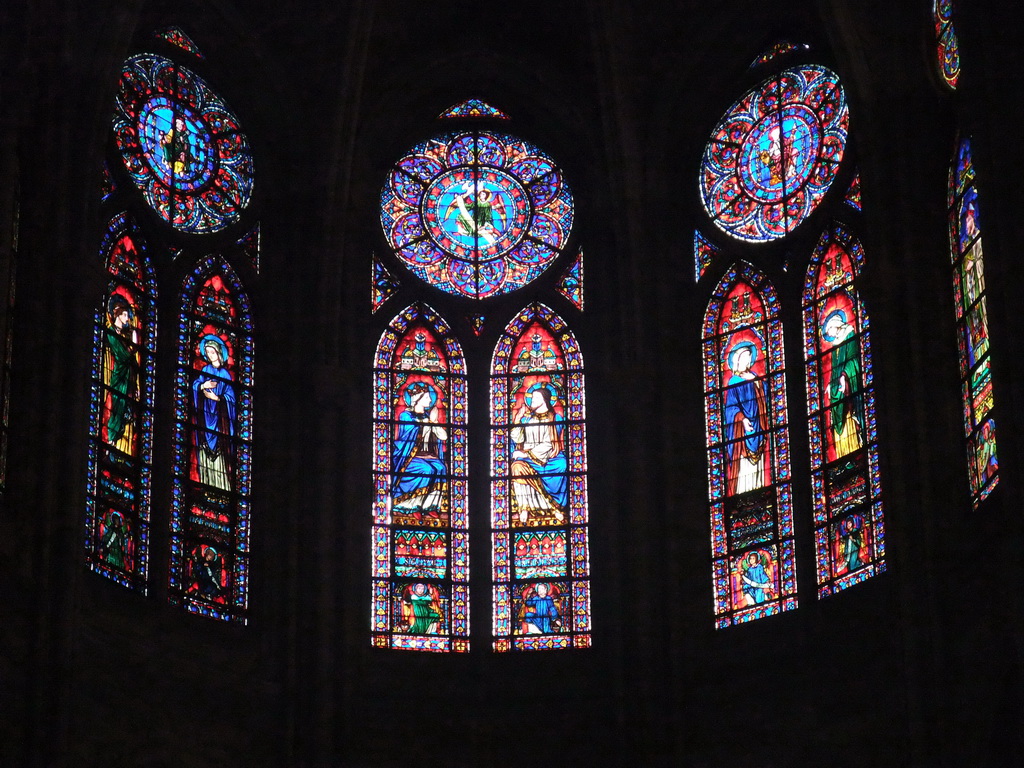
(381, 131, 574, 299)
(113, 54, 255, 234)
(700, 65, 848, 242)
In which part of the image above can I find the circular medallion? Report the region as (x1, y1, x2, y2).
(700, 65, 848, 242)
(113, 53, 254, 234)
(382, 131, 573, 299)
(422, 168, 530, 259)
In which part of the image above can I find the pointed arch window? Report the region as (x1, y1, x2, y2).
(802, 225, 886, 596)
(372, 304, 470, 652)
(85, 214, 157, 590)
(491, 303, 590, 651)
(948, 137, 997, 505)
(703, 263, 796, 628)
(932, 0, 961, 90)
(87, 27, 258, 620)
(168, 258, 254, 622)
(374, 99, 587, 652)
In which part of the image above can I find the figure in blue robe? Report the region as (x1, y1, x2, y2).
(723, 342, 767, 496)
(522, 583, 560, 634)
(392, 382, 447, 521)
(739, 551, 772, 606)
(510, 383, 567, 525)
(841, 516, 866, 573)
(192, 334, 236, 492)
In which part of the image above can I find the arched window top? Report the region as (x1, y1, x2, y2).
(699, 65, 849, 243)
(492, 302, 584, 373)
(102, 212, 157, 288)
(112, 52, 255, 234)
(438, 98, 510, 120)
(380, 128, 574, 299)
(933, 0, 961, 89)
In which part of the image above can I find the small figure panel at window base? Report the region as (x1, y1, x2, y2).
(85, 214, 157, 592)
(372, 304, 470, 652)
(803, 225, 886, 597)
(168, 258, 254, 623)
(703, 263, 797, 627)
(491, 303, 591, 651)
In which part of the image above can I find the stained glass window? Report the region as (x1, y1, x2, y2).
(168, 257, 254, 622)
(933, 0, 961, 89)
(803, 225, 886, 596)
(750, 41, 809, 69)
(948, 137, 997, 506)
(469, 314, 486, 336)
(491, 303, 590, 651)
(101, 163, 117, 202)
(371, 254, 399, 313)
(112, 53, 255, 234)
(843, 172, 862, 211)
(154, 26, 205, 59)
(372, 304, 470, 652)
(85, 213, 157, 591)
(236, 223, 260, 274)
(700, 65, 849, 242)
(380, 130, 574, 298)
(438, 98, 510, 120)
(694, 230, 719, 282)
(703, 263, 796, 627)
(555, 248, 584, 311)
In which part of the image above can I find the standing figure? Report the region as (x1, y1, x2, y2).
(103, 294, 140, 455)
(192, 334, 236, 492)
(723, 342, 767, 495)
(392, 382, 448, 521)
(521, 583, 561, 634)
(840, 516, 866, 574)
(822, 309, 863, 459)
(510, 383, 567, 525)
(401, 582, 442, 635)
(739, 550, 772, 607)
(100, 510, 127, 570)
(161, 116, 193, 176)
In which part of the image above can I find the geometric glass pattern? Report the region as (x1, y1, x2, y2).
(803, 224, 887, 597)
(372, 303, 470, 652)
(555, 248, 584, 311)
(168, 257, 254, 623)
(703, 262, 797, 627)
(843, 171, 862, 211)
(700, 65, 849, 242)
(469, 314, 486, 336)
(381, 129, 574, 298)
(112, 53, 255, 234)
(438, 98, 510, 121)
(694, 230, 719, 282)
(750, 41, 809, 69)
(933, 0, 960, 90)
(371, 253, 400, 313)
(154, 26, 205, 60)
(85, 213, 157, 592)
(491, 303, 591, 651)
(948, 137, 997, 506)
(101, 163, 117, 202)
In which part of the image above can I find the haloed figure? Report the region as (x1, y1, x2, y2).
(841, 516, 866, 573)
(392, 382, 448, 520)
(740, 551, 772, 607)
(522, 583, 561, 634)
(402, 582, 442, 635)
(192, 546, 225, 600)
(510, 383, 567, 525)
(822, 309, 863, 458)
(101, 510, 127, 570)
(103, 294, 139, 454)
(723, 342, 767, 495)
(193, 334, 236, 492)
